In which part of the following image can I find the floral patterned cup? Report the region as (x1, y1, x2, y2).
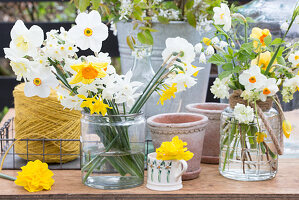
(146, 152, 188, 191)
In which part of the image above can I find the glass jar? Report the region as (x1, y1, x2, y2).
(80, 112, 146, 189)
(219, 106, 281, 181)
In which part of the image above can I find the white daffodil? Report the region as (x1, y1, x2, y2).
(233, 103, 254, 124)
(282, 76, 299, 103)
(162, 37, 195, 64)
(280, 22, 289, 32)
(68, 10, 108, 52)
(194, 43, 203, 53)
(288, 51, 299, 67)
(199, 52, 206, 64)
(7, 20, 43, 57)
(211, 37, 220, 45)
(258, 78, 279, 101)
(205, 45, 215, 56)
(239, 65, 267, 91)
(210, 76, 230, 99)
(24, 69, 59, 98)
(213, 3, 232, 32)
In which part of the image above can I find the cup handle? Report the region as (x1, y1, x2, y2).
(175, 160, 188, 181)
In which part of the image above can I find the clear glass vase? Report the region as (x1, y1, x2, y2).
(80, 112, 146, 189)
(219, 106, 281, 181)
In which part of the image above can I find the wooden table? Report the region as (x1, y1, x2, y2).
(0, 109, 299, 200)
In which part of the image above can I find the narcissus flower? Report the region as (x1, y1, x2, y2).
(213, 3, 232, 32)
(282, 120, 292, 138)
(14, 160, 54, 192)
(158, 84, 177, 105)
(78, 95, 112, 116)
(250, 27, 271, 51)
(69, 62, 108, 85)
(251, 51, 276, 71)
(258, 78, 279, 101)
(239, 65, 267, 91)
(156, 136, 194, 161)
(256, 132, 267, 143)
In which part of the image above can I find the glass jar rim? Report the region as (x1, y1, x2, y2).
(81, 111, 144, 118)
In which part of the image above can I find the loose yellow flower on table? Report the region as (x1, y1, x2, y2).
(282, 120, 292, 138)
(14, 160, 54, 192)
(69, 62, 108, 85)
(250, 27, 271, 52)
(156, 136, 194, 161)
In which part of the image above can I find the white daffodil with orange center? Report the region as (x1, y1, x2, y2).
(4, 20, 44, 57)
(239, 65, 267, 91)
(258, 78, 279, 101)
(250, 27, 271, 52)
(24, 69, 59, 98)
(68, 11, 108, 52)
(288, 51, 299, 67)
(213, 3, 232, 32)
(69, 62, 108, 85)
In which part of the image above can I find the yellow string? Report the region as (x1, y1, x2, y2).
(11, 83, 81, 163)
(0, 139, 21, 171)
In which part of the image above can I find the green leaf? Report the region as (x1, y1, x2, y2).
(139, 27, 158, 32)
(208, 54, 226, 65)
(137, 30, 153, 45)
(240, 42, 253, 54)
(133, 6, 143, 21)
(271, 38, 283, 45)
(126, 36, 136, 50)
(218, 70, 232, 80)
(91, 0, 100, 9)
(264, 35, 272, 46)
(133, 23, 138, 30)
(222, 63, 233, 71)
(228, 47, 234, 55)
(157, 16, 169, 24)
(186, 11, 196, 28)
(79, 0, 89, 12)
(277, 46, 285, 57)
(277, 56, 286, 66)
(185, 0, 194, 10)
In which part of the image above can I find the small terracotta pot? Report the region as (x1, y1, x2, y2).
(147, 113, 208, 180)
(186, 103, 229, 164)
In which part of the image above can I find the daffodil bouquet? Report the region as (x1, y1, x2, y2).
(4, 10, 201, 185)
(197, 2, 299, 178)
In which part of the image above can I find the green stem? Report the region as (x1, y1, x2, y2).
(0, 173, 16, 181)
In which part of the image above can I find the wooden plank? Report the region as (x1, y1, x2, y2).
(0, 159, 298, 199)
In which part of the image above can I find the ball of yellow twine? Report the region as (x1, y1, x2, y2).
(13, 83, 81, 163)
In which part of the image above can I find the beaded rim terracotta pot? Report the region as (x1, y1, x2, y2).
(147, 113, 208, 181)
(186, 103, 229, 164)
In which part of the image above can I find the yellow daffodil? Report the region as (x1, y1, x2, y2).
(282, 120, 292, 138)
(69, 62, 108, 85)
(78, 95, 111, 116)
(256, 132, 267, 143)
(202, 37, 211, 46)
(250, 27, 271, 52)
(157, 84, 177, 105)
(156, 136, 194, 161)
(14, 160, 54, 192)
(251, 51, 276, 71)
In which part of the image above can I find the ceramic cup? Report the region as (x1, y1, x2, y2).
(146, 152, 188, 191)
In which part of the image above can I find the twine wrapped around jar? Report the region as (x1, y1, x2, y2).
(229, 90, 284, 155)
(13, 83, 81, 163)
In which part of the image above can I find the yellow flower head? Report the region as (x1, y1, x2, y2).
(156, 136, 194, 161)
(157, 84, 177, 105)
(256, 132, 267, 143)
(251, 51, 276, 71)
(282, 120, 292, 138)
(202, 37, 211, 46)
(69, 62, 108, 85)
(14, 160, 54, 193)
(78, 95, 112, 116)
(250, 27, 271, 52)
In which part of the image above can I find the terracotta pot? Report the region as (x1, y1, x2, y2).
(186, 103, 229, 164)
(147, 113, 208, 180)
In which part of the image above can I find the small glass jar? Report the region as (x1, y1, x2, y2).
(80, 112, 146, 189)
(219, 106, 281, 181)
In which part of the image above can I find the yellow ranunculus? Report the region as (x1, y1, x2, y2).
(69, 62, 108, 85)
(157, 84, 177, 105)
(14, 160, 54, 192)
(156, 136, 194, 161)
(250, 27, 271, 52)
(282, 120, 292, 138)
(256, 132, 267, 143)
(251, 51, 276, 71)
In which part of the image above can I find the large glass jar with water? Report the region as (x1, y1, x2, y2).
(219, 104, 282, 181)
(80, 112, 146, 189)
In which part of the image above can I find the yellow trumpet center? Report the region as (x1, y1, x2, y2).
(249, 76, 256, 83)
(15, 36, 29, 51)
(220, 13, 225, 19)
(82, 65, 99, 79)
(84, 28, 93, 37)
(295, 55, 299, 60)
(33, 78, 42, 86)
